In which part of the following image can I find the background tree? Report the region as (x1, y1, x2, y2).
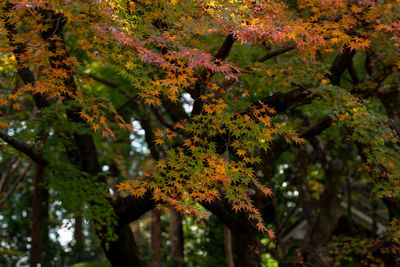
(1, 0, 400, 266)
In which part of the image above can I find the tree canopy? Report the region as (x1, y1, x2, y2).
(1, 0, 400, 266)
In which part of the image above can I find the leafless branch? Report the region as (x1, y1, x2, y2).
(0, 162, 32, 206)
(0, 157, 21, 192)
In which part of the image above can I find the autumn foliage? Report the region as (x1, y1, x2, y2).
(1, 0, 400, 266)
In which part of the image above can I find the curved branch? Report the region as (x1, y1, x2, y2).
(0, 131, 49, 166)
(257, 45, 296, 63)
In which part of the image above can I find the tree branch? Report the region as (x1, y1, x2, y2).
(214, 34, 236, 61)
(0, 162, 32, 206)
(328, 48, 356, 86)
(257, 45, 296, 63)
(0, 131, 49, 166)
(241, 86, 312, 120)
(0, 157, 21, 192)
(299, 117, 333, 139)
(151, 107, 175, 130)
(191, 34, 236, 115)
(85, 73, 121, 89)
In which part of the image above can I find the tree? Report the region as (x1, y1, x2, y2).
(1, 0, 400, 266)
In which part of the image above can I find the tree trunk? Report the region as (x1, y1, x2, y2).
(378, 90, 400, 219)
(232, 214, 262, 267)
(170, 208, 184, 266)
(5, 8, 152, 265)
(150, 210, 162, 267)
(306, 158, 345, 266)
(29, 165, 49, 267)
(224, 226, 235, 267)
(74, 214, 84, 252)
(102, 223, 148, 267)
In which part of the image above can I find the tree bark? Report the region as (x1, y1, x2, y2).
(103, 223, 148, 267)
(306, 158, 345, 266)
(150, 210, 162, 267)
(232, 214, 262, 267)
(29, 165, 49, 267)
(4, 5, 152, 266)
(224, 226, 235, 267)
(170, 208, 184, 266)
(74, 214, 84, 251)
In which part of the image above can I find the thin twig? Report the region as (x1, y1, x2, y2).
(0, 157, 21, 192)
(0, 162, 32, 206)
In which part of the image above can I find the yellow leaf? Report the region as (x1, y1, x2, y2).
(237, 149, 246, 157)
(157, 160, 167, 169)
(92, 123, 100, 132)
(154, 138, 164, 145)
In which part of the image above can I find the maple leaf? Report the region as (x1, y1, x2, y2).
(0, 121, 8, 128)
(0, 98, 8, 106)
(157, 160, 167, 169)
(236, 149, 246, 157)
(4, 0, 400, 261)
(12, 103, 21, 110)
(266, 229, 276, 241)
(154, 138, 164, 145)
(262, 187, 273, 197)
(92, 123, 100, 132)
